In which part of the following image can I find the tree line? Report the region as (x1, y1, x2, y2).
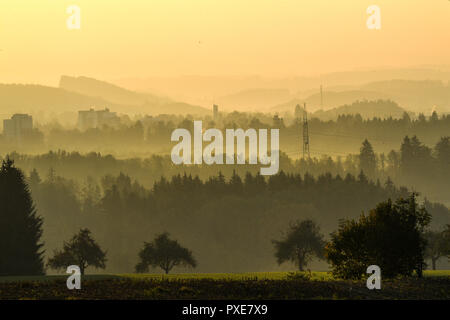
(1, 108, 448, 157)
(1, 159, 449, 275)
(4, 133, 449, 206)
(1, 158, 448, 278)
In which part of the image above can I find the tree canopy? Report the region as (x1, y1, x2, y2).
(272, 219, 325, 271)
(425, 226, 450, 270)
(47, 228, 107, 275)
(326, 193, 431, 279)
(135, 233, 197, 274)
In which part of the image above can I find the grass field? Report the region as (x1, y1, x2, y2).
(0, 271, 449, 300)
(1, 270, 448, 283)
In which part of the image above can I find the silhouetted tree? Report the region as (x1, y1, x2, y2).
(425, 229, 450, 270)
(326, 193, 430, 279)
(435, 136, 450, 176)
(28, 168, 41, 191)
(0, 159, 45, 275)
(359, 139, 377, 178)
(272, 219, 325, 271)
(135, 233, 197, 274)
(445, 225, 450, 263)
(47, 228, 107, 275)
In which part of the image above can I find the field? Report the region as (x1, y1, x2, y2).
(0, 271, 449, 300)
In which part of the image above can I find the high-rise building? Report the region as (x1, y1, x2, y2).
(77, 108, 120, 131)
(3, 114, 33, 144)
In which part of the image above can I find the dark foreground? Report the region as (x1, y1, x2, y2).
(0, 277, 449, 300)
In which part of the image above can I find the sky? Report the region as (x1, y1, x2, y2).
(0, 0, 449, 85)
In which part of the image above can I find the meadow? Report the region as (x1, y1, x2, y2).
(0, 271, 448, 300)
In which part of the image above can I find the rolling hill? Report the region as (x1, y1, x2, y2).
(360, 80, 450, 113)
(0, 77, 210, 126)
(271, 80, 450, 116)
(59, 76, 209, 115)
(215, 88, 294, 111)
(0, 84, 115, 114)
(311, 99, 408, 121)
(271, 90, 390, 114)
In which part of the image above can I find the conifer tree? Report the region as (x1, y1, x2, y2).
(0, 159, 45, 275)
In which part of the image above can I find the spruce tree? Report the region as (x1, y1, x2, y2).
(359, 139, 377, 178)
(0, 159, 45, 275)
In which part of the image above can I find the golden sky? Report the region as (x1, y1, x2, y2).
(0, 0, 449, 85)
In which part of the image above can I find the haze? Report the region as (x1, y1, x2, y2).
(0, 0, 449, 85)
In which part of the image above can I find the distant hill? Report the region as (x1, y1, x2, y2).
(360, 80, 450, 113)
(216, 88, 294, 111)
(0, 78, 209, 125)
(59, 76, 209, 115)
(59, 75, 168, 106)
(0, 84, 115, 114)
(271, 80, 450, 115)
(113, 67, 450, 111)
(271, 90, 389, 114)
(311, 100, 408, 121)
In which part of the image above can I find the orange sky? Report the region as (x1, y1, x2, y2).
(0, 0, 449, 85)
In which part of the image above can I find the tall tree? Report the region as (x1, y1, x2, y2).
(47, 228, 107, 275)
(0, 159, 45, 275)
(272, 219, 325, 271)
(359, 139, 377, 178)
(434, 136, 450, 176)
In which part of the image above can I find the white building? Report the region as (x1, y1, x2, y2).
(3, 114, 33, 143)
(77, 108, 120, 131)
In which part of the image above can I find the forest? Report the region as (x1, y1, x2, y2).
(1, 103, 449, 157)
(3, 132, 449, 204)
(9, 159, 445, 273)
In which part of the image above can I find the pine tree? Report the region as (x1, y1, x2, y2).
(0, 159, 45, 275)
(359, 139, 376, 178)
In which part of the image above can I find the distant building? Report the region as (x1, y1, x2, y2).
(272, 114, 284, 128)
(213, 104, 219, 121)
(3, 114, 33, 144)
(77, 108, 120, 130)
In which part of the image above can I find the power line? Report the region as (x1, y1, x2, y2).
(282, 129, 389, 145)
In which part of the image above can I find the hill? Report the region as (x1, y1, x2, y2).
(113, 67, 450, 112)
(271, 90, 389, 114)
(59, 76, 209, 115)
(216, 88, 294, 111)
(311, 99, 408, 121)
(59, 75, 167, 106)
(0, 84, 115, 114)
(360, 80, 450, 113)
(0, 79, 209, 125)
